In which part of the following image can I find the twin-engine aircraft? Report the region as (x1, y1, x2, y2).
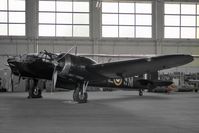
(7, 48, 193, 103)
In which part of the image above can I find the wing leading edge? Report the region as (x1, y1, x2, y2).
(87, 54, 193, 79)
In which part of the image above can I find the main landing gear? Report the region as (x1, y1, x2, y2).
(26, 79, 42, 98)
(139, 89, 143, 96)
(73, 81, 89, 103)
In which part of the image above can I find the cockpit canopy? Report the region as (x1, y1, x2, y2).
(37, 51, 58, 61)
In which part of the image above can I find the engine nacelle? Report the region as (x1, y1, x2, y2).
(57, 54, 71, 75)
(56, 53, 97, 80)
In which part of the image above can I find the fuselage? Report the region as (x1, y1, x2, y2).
(7, 52, 105, 81)
(8, 52, 183, 89)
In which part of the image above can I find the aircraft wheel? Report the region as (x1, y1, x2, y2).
(195, 89, 198, 93)
(28, 79, 42, 98)
(73, 86, 88, 103)
(139, 90, 143, 96)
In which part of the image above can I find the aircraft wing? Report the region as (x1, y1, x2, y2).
(87, 54, 193, 79)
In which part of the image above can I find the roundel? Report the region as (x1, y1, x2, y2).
(113, 78, 123, 86)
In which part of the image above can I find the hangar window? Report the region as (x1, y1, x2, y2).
(102, 2, 152, 38)
(164, 3, 199, 39)
(39, 0, 89, 37)
(0, 0, 25, 36)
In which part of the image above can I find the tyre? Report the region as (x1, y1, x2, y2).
(28, 79, 42, 98)
(139, 90, 143, 96)
(73, 86, 88, 103)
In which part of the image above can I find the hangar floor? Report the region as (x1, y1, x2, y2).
(0, 90, 199, 133)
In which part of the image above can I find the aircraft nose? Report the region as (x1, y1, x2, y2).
(7, 56, 21, 63)
(7, 56, 22, 68)
(7, 57, 21, 75)
(7, 57, 15, 64)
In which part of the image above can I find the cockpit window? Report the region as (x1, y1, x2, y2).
(38, 52, 45, 58)
(40, 52, 50, 59)
(21, 54, 27, 59)
(38, 51, 57, 60)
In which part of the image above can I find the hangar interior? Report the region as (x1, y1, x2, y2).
(0, 0, 199, 91)
(1, 1, 199, 133)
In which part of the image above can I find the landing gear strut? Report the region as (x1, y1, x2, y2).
(139, 89, 143, 96)
(27, 79, 42, 98)
(73, 81, 89, 103)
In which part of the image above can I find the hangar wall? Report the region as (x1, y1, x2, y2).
(0, 0, 199, 71)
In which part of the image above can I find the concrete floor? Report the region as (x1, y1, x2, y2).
(0, 91, 199, 133)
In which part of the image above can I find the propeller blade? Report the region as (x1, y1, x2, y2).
(53, 70, 58, 88)
(51, 63, 58, 93)
(75, 46, 77, 55)
(10, 72, 14, 92)
(57, 46, 77, 62)
(18, 75, 21, 84)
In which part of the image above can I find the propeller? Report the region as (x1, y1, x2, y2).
(57, 46, 77, 62)
(47, 46, 77, 92)
(10, 72, 14, 92)
(52, 67, 58, 92)
(50, 53, 62, 92)
(51, 58, 59, 92)
(40, 50, 58, 92)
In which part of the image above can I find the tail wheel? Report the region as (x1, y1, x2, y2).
(28, 79, 42, 98)
(73, 84, 88, 103)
